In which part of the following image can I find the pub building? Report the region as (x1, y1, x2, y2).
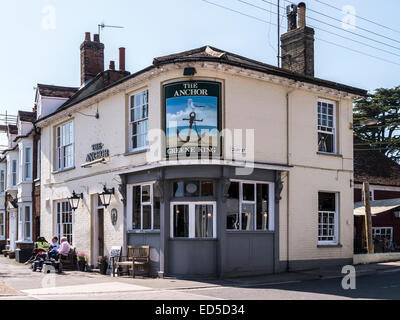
(36, 3, 366, 277)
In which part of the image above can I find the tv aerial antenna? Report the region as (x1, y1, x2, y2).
(98, 23, 124, 37)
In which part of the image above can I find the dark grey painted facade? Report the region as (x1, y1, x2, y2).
(122, 164, 282, 278)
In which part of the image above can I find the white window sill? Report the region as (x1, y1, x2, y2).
(169, 238, 217, 241)
(124, 148, 149, 156)
(318, 243, 342, 248)
(127, 230, 160, 234)
(52, 167, 75, 174)
(317, 152, 343, 158)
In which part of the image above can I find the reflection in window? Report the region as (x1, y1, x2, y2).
(132, 184, 160, 231)
(173, 204, 189, 237)
(195, 205, 214, 238)
(226, 182, 240, 230)
(256, 184, 269, 230)
(173, 180, 214, 198)
(227, 181, 272, 231)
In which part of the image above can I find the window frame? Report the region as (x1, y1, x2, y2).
(170, 201, 217, 239)
(55, 200, 74, 245)
(227, 180, 275, 232)
(128, 182, 160, 232)
(129, 90, 149, 152)
(318, 192, 339, 246)
(12, 159, 17, 186)
(23, 146, 32, 181)
(55, 121, 74, 171)
(317, 99, 337, 154)
(36, 139, 41, 180)
(372, 227, 393, 242)
(0, 169, 5, 193)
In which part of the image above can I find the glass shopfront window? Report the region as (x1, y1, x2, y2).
(131, 183, 160, 231)
(227, 181, 274, 231)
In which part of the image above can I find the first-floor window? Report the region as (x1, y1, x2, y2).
(0, 212, 5, 240)
(56, 201, 73, 245)
(318, 100, 336, 154)
(171, 202, 216, 239)
(131, 183, 160, 231)
(318, 192, 339, 245)
(12, 160, 17, 186)
(18, 205, 32, 242)
(373, 227, 393, 242)
(226, 181, 274, 231)
(129, 90, 149, 151)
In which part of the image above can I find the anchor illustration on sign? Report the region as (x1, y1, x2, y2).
(177, 99, 207, 143)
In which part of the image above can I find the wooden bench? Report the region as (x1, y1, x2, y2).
(112, 246, 150, 278)
(59, 248, 77, 271)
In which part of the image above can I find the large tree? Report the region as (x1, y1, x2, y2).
(354, 86, 400, 163)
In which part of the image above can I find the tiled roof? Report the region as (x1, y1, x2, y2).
(37, 84, 79, 98)
(153, 46, 367, 96)
(8, 124, 18, 134)
(18, 111, 36, 123)
(354, 136, 400, 187)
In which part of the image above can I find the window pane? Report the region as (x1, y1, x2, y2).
(173, 204, 189, 237)
(241, 203, 255, 230)
(195, 205, 214, 238)
(256, 184, 269, 230)
(142, 185, 151, 203)
(319, 193, 336, 211)
(318, 133, 334, 153)
(227, 182, 239, 230)
(173, 181, 184, 197)
(184, 181, 200, 197)
(142, 205, 152, 230)
(132, 186, 141, 229)
(153, 187, 161, 230)
(243, 183, 255, 201)
(201, 181, 214, 197)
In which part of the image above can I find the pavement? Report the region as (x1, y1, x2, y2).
(0, 256, 400, 300)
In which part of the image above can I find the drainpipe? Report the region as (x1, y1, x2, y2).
(286, 88, 296, 272)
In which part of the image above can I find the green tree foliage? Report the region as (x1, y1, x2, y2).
(354, 86, 400, 163)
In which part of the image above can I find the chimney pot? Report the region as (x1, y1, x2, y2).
(286, 4, 297, 31)
(85, 32, 91, 41)
(94, 34, 100, 42)
(119, 47, 126, 71)
(298, 2, 306, 28)
(109, 61, 115, 70)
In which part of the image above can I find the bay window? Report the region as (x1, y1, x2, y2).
(318, 192, 339, 245)
(226, 181, 274, 231)
(131, 183, 160, 231)
(318, 100, 337, 154)
(18, 205, 32, 242)
(56, 121, 74, 171)
(129, 90, 149, 151)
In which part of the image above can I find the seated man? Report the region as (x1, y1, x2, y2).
(48, 236, 60, 259)
(58, 237, 71, 260)
(25, 237, 50, 265)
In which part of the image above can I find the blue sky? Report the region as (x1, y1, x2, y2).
(0, 0, 399, 117)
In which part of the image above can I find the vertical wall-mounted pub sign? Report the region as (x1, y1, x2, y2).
(164, 81, 221, 159)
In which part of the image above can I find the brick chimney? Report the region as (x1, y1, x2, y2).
(280, 2, 315, 77)
(80, 32, 105, 85)
(119, 47, 126, 71)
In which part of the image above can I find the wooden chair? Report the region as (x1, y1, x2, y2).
(112, 246, 150, 278)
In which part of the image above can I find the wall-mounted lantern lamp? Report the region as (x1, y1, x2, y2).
(394, 209, 400, 219)
(99, 186, 115, 208)
(68, 191, 83, 211)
